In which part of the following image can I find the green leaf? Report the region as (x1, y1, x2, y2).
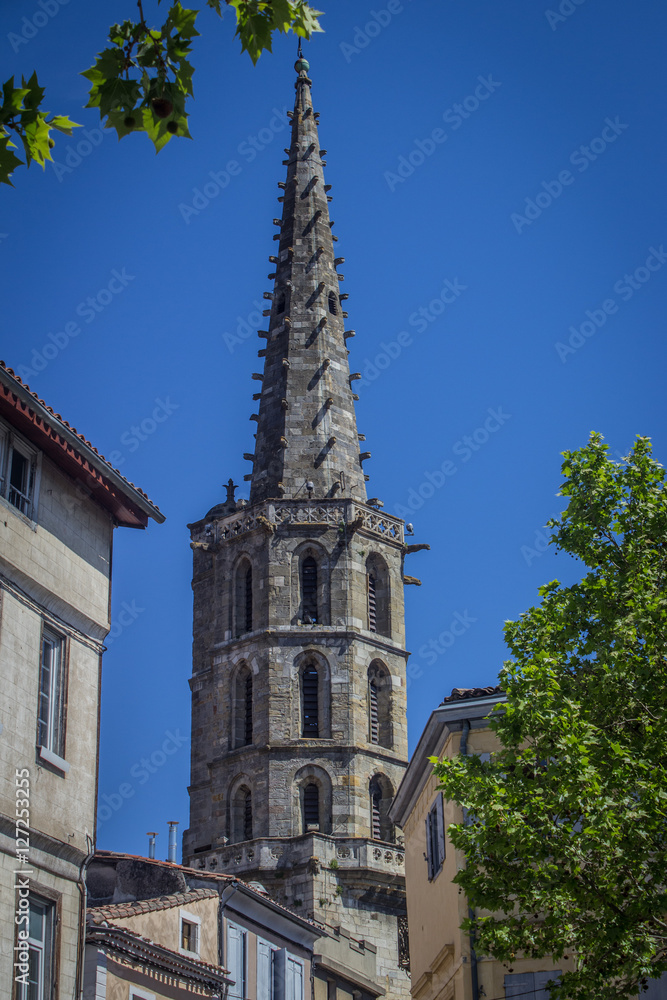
(0, 133, 24, 185)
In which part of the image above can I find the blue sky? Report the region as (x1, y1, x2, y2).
(2, 0, 666, 859)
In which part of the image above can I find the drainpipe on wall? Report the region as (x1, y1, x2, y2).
(77, 832, 96, 1000)
(459, 720, 480, 1000)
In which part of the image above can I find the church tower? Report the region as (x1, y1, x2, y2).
(184, 56, 413, 999)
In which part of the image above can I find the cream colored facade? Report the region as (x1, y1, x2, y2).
(0, 363, 162, 998)
(390, 689, 566, 1000)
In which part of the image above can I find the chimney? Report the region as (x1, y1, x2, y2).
(167, 821, 179, 863)
(146, 832, 158, 860)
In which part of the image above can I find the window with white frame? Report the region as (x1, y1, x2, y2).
(257, 938, 279, 1000)
(130, 990, 156, 1000)
(16, 895, 55, 1000)
(227, 922, 248, 1000)
(504, 971, 561, 1000)
(0, 422, 38, 519)
(179, 910, 201, 957)
(425, 792, 446, 880)
(273, 949, 304, 1000)
(37, 629, 67, 768)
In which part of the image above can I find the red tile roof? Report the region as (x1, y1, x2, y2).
(0, 360, 163, 526)
(88, 887, 218, 922)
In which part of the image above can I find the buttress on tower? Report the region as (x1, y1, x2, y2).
(184, 56, 411, 999)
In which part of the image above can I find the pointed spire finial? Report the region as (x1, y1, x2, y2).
(225, 478, 238, 504)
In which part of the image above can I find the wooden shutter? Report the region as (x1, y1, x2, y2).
(227, 923, 245, 1000)
(436, 792, 446, 868)
(257, 939, 273, 1000)
(534, 971, 562, 999)
(286, 957, 304, 1000)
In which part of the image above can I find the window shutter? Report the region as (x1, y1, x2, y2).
(368, 574, 377, 632)
(245, 566, 253, 633)
(436, 792, 446, 867)
(273, 948, 287, 1000)
(534, 971, 561, 999)
(244, 674, 253, 744)
(504, 973, 535, 999)
(257, 939, 273, 1000)
(302, 666, 319, 737)
(286, 957, 304, 1000)
(425, 814, 433, 880)
(227, 923, 245, 1000)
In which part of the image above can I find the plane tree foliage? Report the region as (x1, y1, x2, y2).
(434, 433, 667, 1000)
(1, 0, 323, 185)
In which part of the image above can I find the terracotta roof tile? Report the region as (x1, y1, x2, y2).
(440, 685, 503, 704)
(87, 916, 229, 979)
(88, 887, 218, 922)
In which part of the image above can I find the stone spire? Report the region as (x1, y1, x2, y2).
(248, 56, 367, 504)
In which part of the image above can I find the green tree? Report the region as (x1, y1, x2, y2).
(1, 0, 323, 185)
(434, 433, 667, 1000)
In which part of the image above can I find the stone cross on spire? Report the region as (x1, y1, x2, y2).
(248, 57, 367, 504)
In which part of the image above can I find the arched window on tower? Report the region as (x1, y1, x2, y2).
(301, 665, 319, 737)
(328, 291, 338, 315)
(234, 559, 253, 637)
(231, 784, 253, 843)
(366, 554, 391, 637)
(303, 783, 320, 832)
(368, 661, 392, 748)
(232, 665, 253, 748)
(369, 775, 394, 843)
(276, 290, 286, 314)
(301, 556, 318, 623)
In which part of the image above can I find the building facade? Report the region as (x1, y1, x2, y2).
(0, 362, 163, 999)
(183, 57, 421, 1000)
(389, 687, 567, 1000)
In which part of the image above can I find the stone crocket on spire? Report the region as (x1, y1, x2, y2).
(248, 56, 367, 505)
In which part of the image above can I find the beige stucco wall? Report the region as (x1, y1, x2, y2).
(109, 894, 220, 966)
(0, 447, 114, 998)
(402, 723, 566, 1000)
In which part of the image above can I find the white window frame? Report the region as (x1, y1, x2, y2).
(425, 792, 446, 881)
(130, 989, 156, 1000)
(16, 895, 55, 1000)
(37, 627, 69, 774)
(179, 909, 201, 958)
(0, 419, 40, 522)
(257, 937, 279, 1000)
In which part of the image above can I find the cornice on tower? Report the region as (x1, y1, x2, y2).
(248, 57, 367, 505)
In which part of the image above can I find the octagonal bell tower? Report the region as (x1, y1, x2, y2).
(184, 56, 417, 1000)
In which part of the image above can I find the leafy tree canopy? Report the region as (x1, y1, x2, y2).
(1, 0, 323, 185)
(434, 433, 667, 1000)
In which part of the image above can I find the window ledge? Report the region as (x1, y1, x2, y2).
(179, 947, 200, 959)
(37, 745, 70, 774)
(0, 492, 37, 530)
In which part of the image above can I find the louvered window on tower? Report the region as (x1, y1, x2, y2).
(302, 666, 319, 737)
(244, 674, 253, 745)
(368, 573, 377, 632)
(301, 556, 318, 623)
(243, 789, 253, 841)
(371, 784, 382, 840)
(245, 566, 253, 633)
(303, 783, 320, 830)
(328, 291, 338, 315)
(369, 680, 379, 744)
(276, 291, 285, 313)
